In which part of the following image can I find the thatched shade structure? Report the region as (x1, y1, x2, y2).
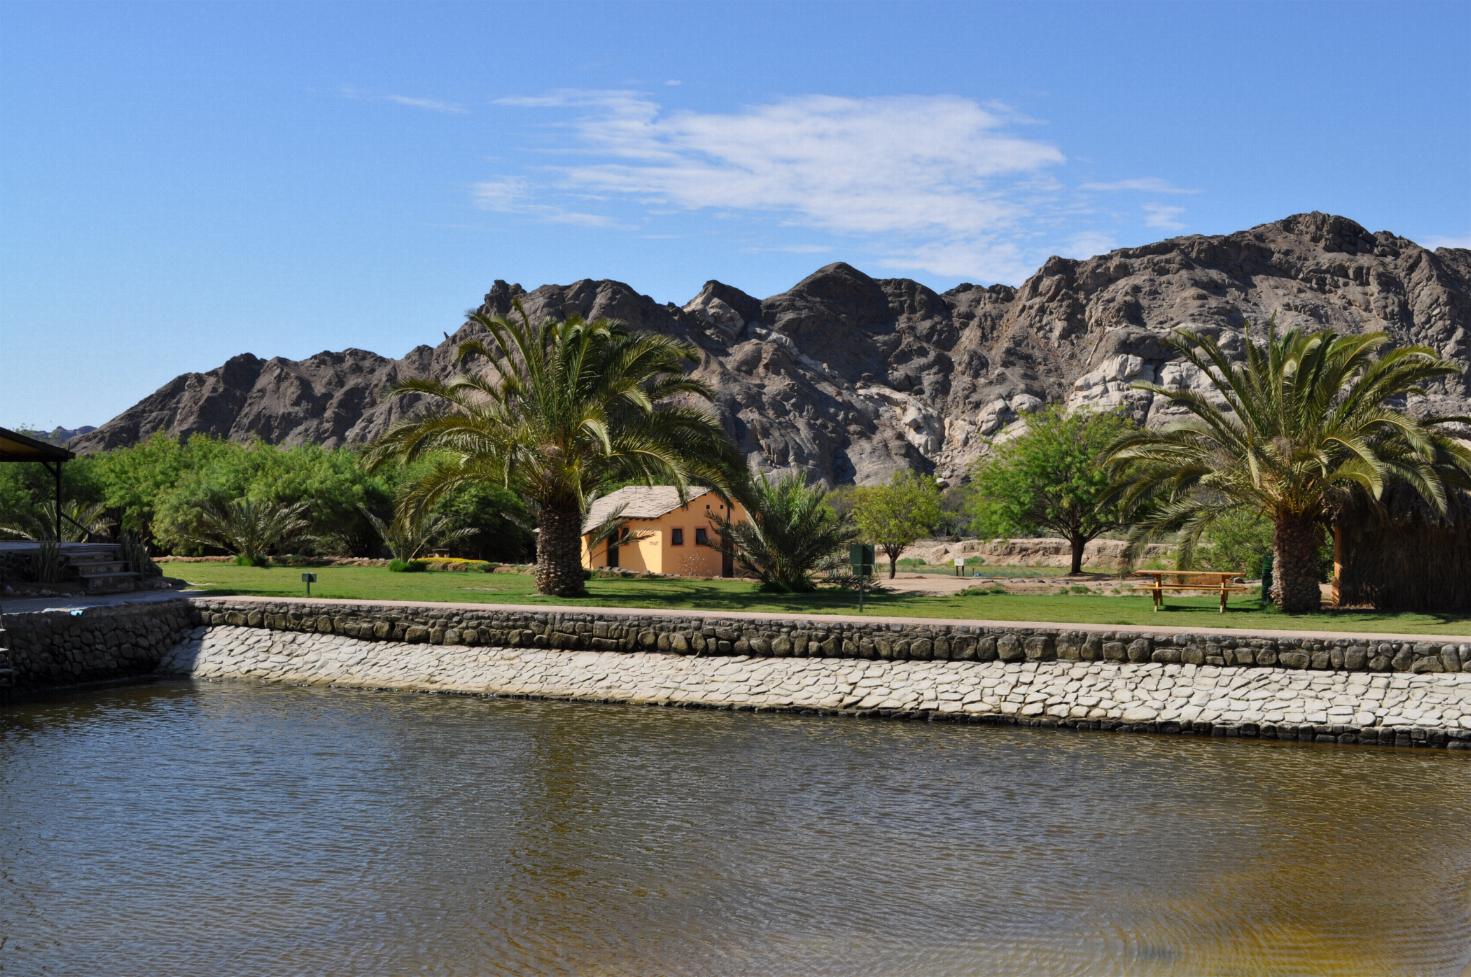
(0, 427, 73, 541)
(1334, 486, 1471, 612)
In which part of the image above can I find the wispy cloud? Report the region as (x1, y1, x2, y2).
(1082, 177, 1199, 194)
(1061, 231, 1120, 260)
(339, 85, 466, 114)
(480, 90, 1207, 282)
(1142, 202, 1188, 232)
(471, 177, 619, 228)
(1422, 232, 1471, 250)
(485, 91, 1073, 282)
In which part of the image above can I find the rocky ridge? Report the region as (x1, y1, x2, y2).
(73, 213, 1471, 484)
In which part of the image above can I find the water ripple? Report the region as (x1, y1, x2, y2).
(2, 681, 1468, 976)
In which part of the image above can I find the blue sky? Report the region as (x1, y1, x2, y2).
(3, 0, 1469, 429)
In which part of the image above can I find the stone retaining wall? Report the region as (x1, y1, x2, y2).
(2, 600, 195, 693)
(164, 625, 1471, 748)
(191, 598, 1470, 674)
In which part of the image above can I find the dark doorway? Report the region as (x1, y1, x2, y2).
(607, 532, 620, 569)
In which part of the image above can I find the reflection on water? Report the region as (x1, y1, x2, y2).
(2, 680, 1468, 977)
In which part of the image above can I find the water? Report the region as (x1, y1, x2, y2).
(2, 681, 1468, 977)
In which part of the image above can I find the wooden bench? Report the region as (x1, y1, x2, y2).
(1132, 570, 1249, 613)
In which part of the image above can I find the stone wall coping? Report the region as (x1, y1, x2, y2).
(186, 594, 1471, 645)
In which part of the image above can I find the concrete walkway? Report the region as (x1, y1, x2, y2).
(184, 593, 1471, 645)
(0, 590, 188, 616)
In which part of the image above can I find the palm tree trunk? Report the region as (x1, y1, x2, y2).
(536, 503, 587, 598)
(1272, 511, 1321, 613)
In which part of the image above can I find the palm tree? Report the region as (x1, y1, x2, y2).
(360, 506, 474, 563)
(0, 500, 111, 542)
(185, 497, 313, 565)
(371, 306, 739, 597)
(1107, 324, 1471, 613)
(711, 471, 854, 592)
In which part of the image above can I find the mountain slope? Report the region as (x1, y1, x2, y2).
(72, 213, 1471, 484)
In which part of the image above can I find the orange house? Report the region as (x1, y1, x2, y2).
(580, 486, 748, 577)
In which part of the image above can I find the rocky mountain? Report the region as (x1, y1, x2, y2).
(73, 213, 1471, 484)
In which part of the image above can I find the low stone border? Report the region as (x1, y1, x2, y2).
(164, 625, 1471, 749)
(2, 600, 196, 692)
(191, 597, 1470, 674)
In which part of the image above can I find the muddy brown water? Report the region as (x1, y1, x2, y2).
(2, 680, 1468, 976)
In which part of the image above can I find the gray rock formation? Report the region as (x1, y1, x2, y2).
(73, 213, 1471, 484)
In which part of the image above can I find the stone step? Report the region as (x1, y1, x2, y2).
(81, 571, 141, 593)
(72, 561, 130, 576)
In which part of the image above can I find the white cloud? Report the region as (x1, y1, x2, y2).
(485, 91, 1070, 282)
(1060, 231, 1120, 260)
(471, 177, 619, 228)
(879, 239, 1035, 284)
(1142, 202, 1188, 232)
(339, 85, 466, 114)
(1082, 177, 1199, 194)
(1422, 232, 1471, 250)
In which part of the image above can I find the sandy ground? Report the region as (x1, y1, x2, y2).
(872, 572, 1121, 596)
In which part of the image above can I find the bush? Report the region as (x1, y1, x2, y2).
(418, 557, 496, 572)
(232, 554, 267, 567)
(388, 558, 428, 573)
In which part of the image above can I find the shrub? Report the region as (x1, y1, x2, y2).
(714, 471, 855, 593)
(388, 558, 427, 573)
(232, 554, 266, 567)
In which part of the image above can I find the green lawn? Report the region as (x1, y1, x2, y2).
(170, 563, 1471, 637)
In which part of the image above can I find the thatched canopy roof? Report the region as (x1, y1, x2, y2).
(0, 427, 73, 464)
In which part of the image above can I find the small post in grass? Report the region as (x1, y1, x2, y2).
(301, 571, 317, 597)
(850, 543, 875, 613)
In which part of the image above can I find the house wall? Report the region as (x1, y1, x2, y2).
(660, 497, 746, 576)
(581, 519, 662, 573)
(581, 493, 748, 576)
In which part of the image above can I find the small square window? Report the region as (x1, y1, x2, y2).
(694, 527, 709, 546)
(671, 528, 684, 546)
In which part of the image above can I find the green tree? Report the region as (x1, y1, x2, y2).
(371, 307, 739, 597)
(851, 471, 943, 578)
(968, 406, 1136, 575)
(0, 499, 112, 541)
(1106, 325, 1471, 613)
(360, 505, 474, 563)
(711, 471, 854, 592)
(89, 433, 188, 540)
(183, 496, 313, 565)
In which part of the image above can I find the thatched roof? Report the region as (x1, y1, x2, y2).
(582, 486, 713, 534)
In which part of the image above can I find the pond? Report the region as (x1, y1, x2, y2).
(2, 681, 1468, 976)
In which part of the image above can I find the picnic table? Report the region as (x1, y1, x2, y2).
(1132, 569, 1248, 613)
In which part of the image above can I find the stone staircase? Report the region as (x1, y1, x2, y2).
(0, 615, 12, 689)
(64, 544, 140, 594)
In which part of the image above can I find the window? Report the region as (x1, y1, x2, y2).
(694, 527, 709, 546)
(671, 528, 684, 546)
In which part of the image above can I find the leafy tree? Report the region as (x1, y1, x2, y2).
(372, 307, 739, 597)
(88, 433, 188, 539)
(712, 471, 854, 592)
(1191, 507, 1274, 577)
(182, 497, 313, 565)
(1107, 325, 1471, 612)
(968, 406, 1136, 574)
(851, 471, 943, 578)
